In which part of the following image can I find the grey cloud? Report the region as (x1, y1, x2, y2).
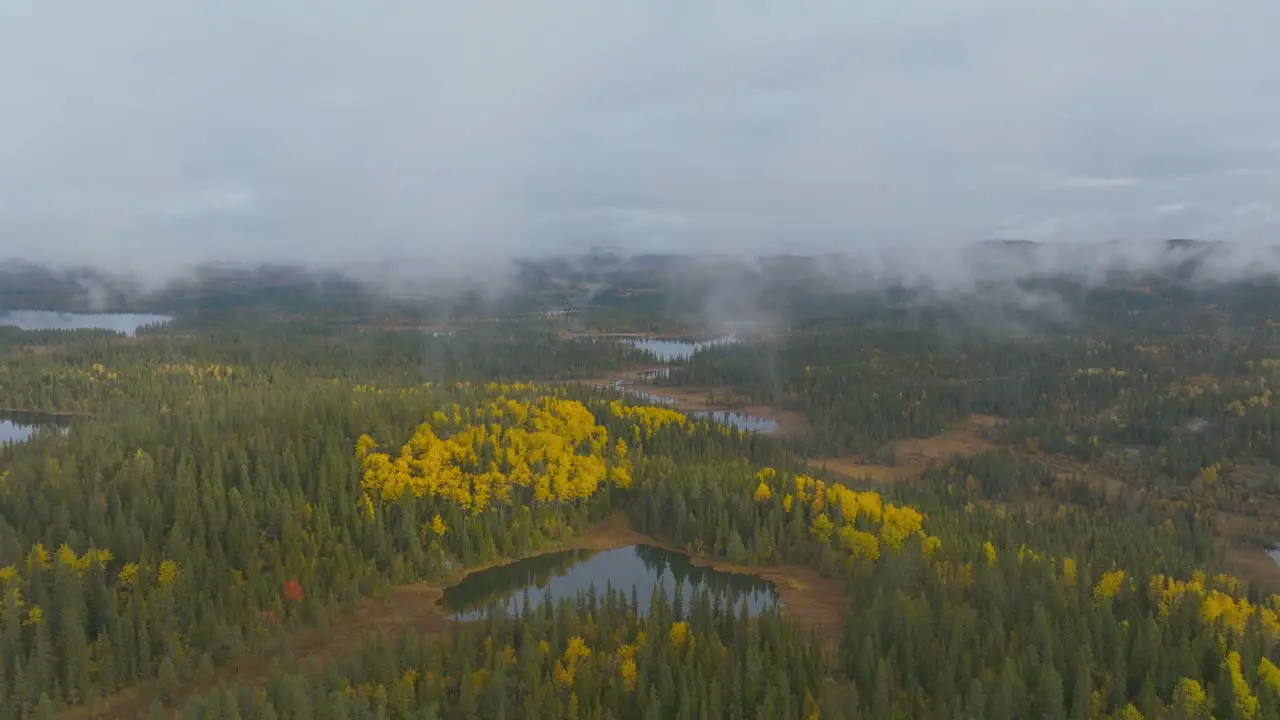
(0, 0, 1277, 286)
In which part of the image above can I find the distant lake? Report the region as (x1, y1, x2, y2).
(0, 410, 72, 445)
(630, 336, 737, 362)
(0, 310, 171, 336)
(443, 544, 779, 621)
(690, 410, 780, 433)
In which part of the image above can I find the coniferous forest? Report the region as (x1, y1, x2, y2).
(2, 262, 1280, 719)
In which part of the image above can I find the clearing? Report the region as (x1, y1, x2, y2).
(816, 415, 1000, 484)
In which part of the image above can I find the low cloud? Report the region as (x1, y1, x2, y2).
(0, 1, 1276, 294)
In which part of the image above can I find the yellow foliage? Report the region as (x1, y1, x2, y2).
(1174, 678, 1208, 717)
(354, 434, 377, 460)
(118, 562, 139, 590)
(809, 514, 835, 544)
(156, 363, 234, 380)
(1226, 651, 1259, 719)
(922, 536, 942, 560)
(553, 661, 575, 689)
(1093, 570, 1126, 603)
(840, 526, 880, 562)
(564, 636, 591, 665)
(360, 395, 630, 515)
(1062, 557, 1078, 586)
(55, 543, 94, 577)
(669, 621, 691, 648)
(611, 462, 633, 489)
(982, 541, 997, 567)
(828, 486, 883, 524)
(619, 657, 638, 692)
(879, 504, 925, 549)
(24, 605, 43, 626)
(1202, 589, 1256, 638)
(607, 400, 687, 435)
(26, 543, 50, 572)
(1259, 657, 1280, 694)
(0, 566, 16, 584)
(783, 495, 793, 513)
(158, 559, 180, 589)
(429, 514, 447, 538)
(1118, 704, 1144, 720)
(753, 481, 773, 503)
(792, 474, 819, 504)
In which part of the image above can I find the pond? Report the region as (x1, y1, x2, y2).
(0, 310, 172, 336)
(606, 381, 680, 407)
(0, 411, 73, 445)
(442, 545, 779, 621)
(630, 336, 737, 362)
(1267, 548, 1280, 568)
(690, 410, 780, 433)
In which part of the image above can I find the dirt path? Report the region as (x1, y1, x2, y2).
(63, 515, 844, 719)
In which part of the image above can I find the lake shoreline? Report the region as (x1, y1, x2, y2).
(432, 513, 846, 636)
(58, 513, 845, 720)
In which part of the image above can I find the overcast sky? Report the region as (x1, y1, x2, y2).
(1, 1, 1277, 276)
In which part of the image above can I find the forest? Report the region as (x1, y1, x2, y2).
(0, 269, 1279, 718)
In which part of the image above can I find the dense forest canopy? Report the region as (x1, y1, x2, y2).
(1, 252, 1279, 718)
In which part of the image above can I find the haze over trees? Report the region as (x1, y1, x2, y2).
(0, 251, 1279, 718)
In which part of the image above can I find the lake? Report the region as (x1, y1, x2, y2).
(442, 544, 779, 621)
(0, 410, 72, 445)
(0, 310, 171, 336)
(690, 410, 780, 433)
(630, 336, 737, 362)
(606, 382, 778, 433)
(607, 380, 680, 407)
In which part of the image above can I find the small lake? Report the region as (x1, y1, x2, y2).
(630, 336, 737, 362)
(605, 382, 778, 433)
(691, 410, 780, 433)
(607, 381, 681, 407)
(0, 310, 171, 336)
(1267, 548, 1280, 567)
(442, 545, 779, 621)
(0, 411, 72, 445)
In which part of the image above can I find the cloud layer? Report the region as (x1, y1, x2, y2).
(1, 1, 1277, 279)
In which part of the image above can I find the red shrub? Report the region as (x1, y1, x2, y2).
(282, 578, 304, 603)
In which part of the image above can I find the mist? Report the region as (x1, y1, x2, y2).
(1, 1, 1278, 295)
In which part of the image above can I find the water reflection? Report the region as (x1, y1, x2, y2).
(0, 310, 171, 336)
(630, 336, 736, 362)
(690, 410, 780, 433)
(443, 544, 778, 621)
(0, 411, 72, 445)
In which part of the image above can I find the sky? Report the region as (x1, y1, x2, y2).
(0, 1, 1277, 279)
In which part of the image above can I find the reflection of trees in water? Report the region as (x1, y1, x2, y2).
(519, 584, 781, 628)
(448, 544, 779, 619)
(633, 545, 777, 603)
(444, 549, 598, 613)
